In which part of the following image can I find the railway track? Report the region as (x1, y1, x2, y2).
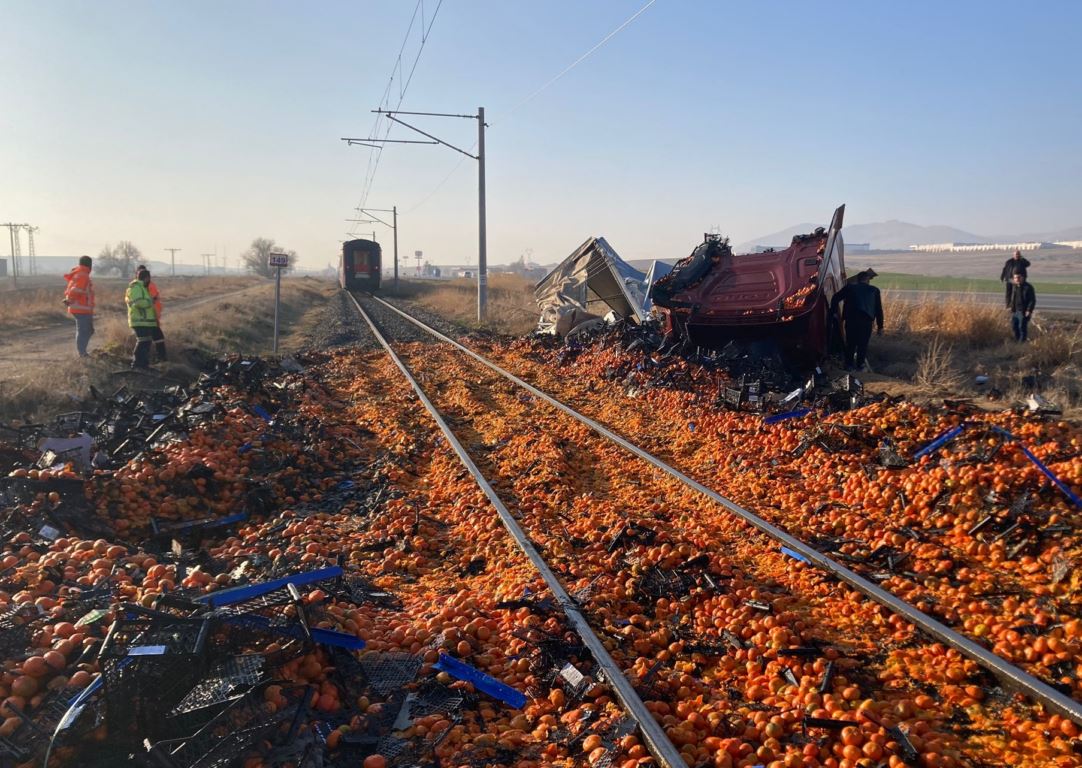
(345, 290, 1082, 768)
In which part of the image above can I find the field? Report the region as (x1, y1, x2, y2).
(846, 247, 1082, 282)
(0, 275, 260, 332)
(875, 272, 1082, 295)
(0, 276, 338, 423)
(391, 275, 540, 335)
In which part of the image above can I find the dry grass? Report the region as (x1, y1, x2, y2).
(884, 291, 1005, 347)
(873, 292, 1082, 416)
(0, 279, 335, 424)
(392, 275, 538, 335)
(0, 276, 260, 333)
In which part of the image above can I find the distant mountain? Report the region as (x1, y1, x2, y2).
(735, 223, 816, 251)
(738, 220, 990, 251)
(741, 219, 1082, 251)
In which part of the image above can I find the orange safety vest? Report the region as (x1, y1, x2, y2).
(63, 265, 95, 315)
(148, 281, 162, 320)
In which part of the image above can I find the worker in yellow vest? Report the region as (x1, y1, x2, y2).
(125, 267, 158, 369)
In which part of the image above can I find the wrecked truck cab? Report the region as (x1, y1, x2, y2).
(651, 205, 846, 359)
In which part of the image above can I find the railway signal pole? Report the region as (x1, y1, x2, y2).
(342, 106, 487, 320)
(164, 248, 181, 276)
(269, 251, 289, 353)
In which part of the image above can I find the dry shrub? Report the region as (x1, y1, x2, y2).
(1021, 325, 1082, 369)
(914, 336, 964, 392)
(885, 291, 1004, 347)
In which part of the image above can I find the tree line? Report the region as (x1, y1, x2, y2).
(91, 238, 297, 278)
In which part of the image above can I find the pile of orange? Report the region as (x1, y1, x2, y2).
(3, 338, 1081, 768)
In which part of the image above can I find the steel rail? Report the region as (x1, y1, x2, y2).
(363, 291, 1082, 726)
(344, 292, 688, 768)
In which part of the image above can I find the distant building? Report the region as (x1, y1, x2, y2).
(1054, 241, 1082, 249)
(847, 242, 871, 253)
(908, 241, 1050, 253)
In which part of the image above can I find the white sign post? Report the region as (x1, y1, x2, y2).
(269, 252, 290, 353)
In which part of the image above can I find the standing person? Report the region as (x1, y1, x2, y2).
(1000, 249, 1031, 303)
(830, 269, 884, 371)
(125, 267, 158, 369)
(62, 256, 95, 357)
(138, 265, 167, 362)
(1006, 271, 1036, 342)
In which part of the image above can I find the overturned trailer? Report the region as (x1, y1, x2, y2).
(534, 237, 649, 335)
(651, 205, 847, 359)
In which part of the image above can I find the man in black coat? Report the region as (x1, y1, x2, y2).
(830, 269, 884, 371)
(1006, 272, 1037, 342)
(1000, 250, 1031, 303)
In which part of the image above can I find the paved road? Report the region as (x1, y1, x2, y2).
(887, 289, 1082, 313)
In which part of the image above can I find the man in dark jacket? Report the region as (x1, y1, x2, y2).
(1006, 271, 1036, 342)
(830, 269, 884, 371)
(1000, 250, 1031, 303)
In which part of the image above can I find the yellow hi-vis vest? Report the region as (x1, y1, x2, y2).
(126, 280, 158, 328)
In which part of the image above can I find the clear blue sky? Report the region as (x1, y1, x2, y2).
(2, 1, 1080, 270)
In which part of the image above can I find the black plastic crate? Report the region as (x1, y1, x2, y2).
(144, 683, 309, 768)
(99, 613, 213, 743)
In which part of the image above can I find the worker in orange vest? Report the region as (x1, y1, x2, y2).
(62, 255, 95, 357)
(139, 265, 167, 361)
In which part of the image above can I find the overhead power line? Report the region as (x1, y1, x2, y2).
(349, 0, 445, 236)
(403, 0, 659, 214)
(505, 0, 659, 119)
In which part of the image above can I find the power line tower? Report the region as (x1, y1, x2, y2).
(2, 223, 24, 285)
(23, 225, 38, 275)
(164, 248, 181, 276)
(201, 254, 213, 275)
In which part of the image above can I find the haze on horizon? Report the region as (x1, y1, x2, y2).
(2, 1, 1080, 271)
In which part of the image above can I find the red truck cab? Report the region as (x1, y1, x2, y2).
(651, 205, 846, 360)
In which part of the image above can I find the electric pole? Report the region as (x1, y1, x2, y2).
(165, 248, 181, 276)
(201, 254, 213, 275)
(342, 106, 487, 320)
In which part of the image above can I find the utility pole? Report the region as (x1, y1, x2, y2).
(477, 107, 486, 319)
(164, 248, 181, 276)
(201, 253, 213, 275)
(342, 106, 487, 320)
(347, 206, 399, 293)
(2, 223, 23, 286)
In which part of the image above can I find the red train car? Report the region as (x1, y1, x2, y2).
(340, 239, 382, 291)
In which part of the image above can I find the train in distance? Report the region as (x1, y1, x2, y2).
(339, 239, 382, 291)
